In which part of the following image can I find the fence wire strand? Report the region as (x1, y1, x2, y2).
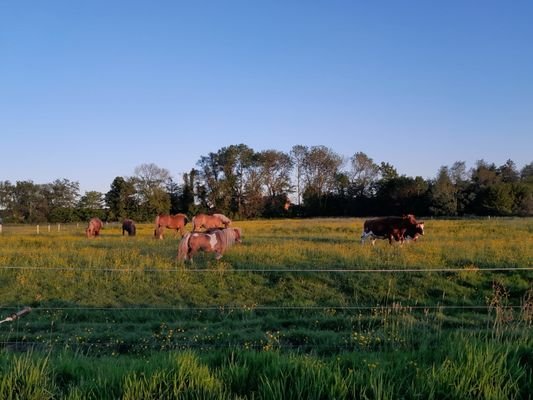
(1, 265, 532, 273)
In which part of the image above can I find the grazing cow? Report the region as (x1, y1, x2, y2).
(361, 215, 424, 245)
(122, 219, 136, 236)
(86, 217, 103, 238)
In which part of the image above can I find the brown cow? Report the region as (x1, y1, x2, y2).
(86, 217, 103, 238)
(361, 214, 424, 245)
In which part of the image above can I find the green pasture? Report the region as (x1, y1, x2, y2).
(0, 218, 531, 398)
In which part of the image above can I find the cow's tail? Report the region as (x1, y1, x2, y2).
(177, 233, 191, 261)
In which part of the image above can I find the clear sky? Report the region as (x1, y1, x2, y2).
(1, 1, 532, 194)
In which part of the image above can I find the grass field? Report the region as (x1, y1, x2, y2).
(0, 218, 532, 399)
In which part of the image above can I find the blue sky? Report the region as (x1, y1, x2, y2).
(1, 1, 532, 194)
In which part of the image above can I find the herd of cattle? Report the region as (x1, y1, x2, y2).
(85, 213, 424, 260)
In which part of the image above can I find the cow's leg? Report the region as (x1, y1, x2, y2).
(363, 231, 378, 246)
(360, 231, 371, 244)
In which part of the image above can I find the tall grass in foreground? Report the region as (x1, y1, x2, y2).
(0, 333, 531, 399)
(0, 352, 55, 400)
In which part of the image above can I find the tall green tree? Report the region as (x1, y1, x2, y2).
(105, 177, 137, 221)
(376, 176, 429, 216)
(11, 181, 46, 223)
(378, 162, 399, 181)
(511, 183, 532, 216)
(481, 183, 514, 215)
(449, 161, 471, 215)
(44, 179, 80, 222)
(180, 170, 197, 215)
(78, 191, 106, 221)
(254, 149, 293, 217)
(242, 158, 265, 218)
(133, 163, 171, 218)
(0, 181, 14, 220)
(468, 160, 501, 214)
(302, 145, 343, 198)
(498, 159, 520, 183)
(258, 150, 293, 198)
(429, 167, 457, 216)
(520, 162, 533, 183)
(218, 144, 255, 216)
(301, 146, 343, 215)
(196, 152, 224, 210)
(166, 178, 183, 215)
(348, 152, 380, 197)
(471, 160, 500, 186)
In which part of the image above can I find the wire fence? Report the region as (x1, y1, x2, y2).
(0, 304, 529, 312)
(1, 266, 532, 273)
(1, 260, 531, 354)
(1, 263, 531, 314)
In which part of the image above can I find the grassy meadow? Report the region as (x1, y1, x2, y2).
(0, 218, 532, 399)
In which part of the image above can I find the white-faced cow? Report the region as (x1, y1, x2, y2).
(360, 215, 424, 245)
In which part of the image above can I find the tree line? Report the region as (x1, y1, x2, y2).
(0, 144, 531, 223)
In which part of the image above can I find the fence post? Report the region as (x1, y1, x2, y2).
(0, 224, 2, 234)
(58, 223, 61, 232)
(48, 224, 51, 233)
(36, 225, 40, 234)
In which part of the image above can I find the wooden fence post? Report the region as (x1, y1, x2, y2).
(36, 225, 40, 234)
